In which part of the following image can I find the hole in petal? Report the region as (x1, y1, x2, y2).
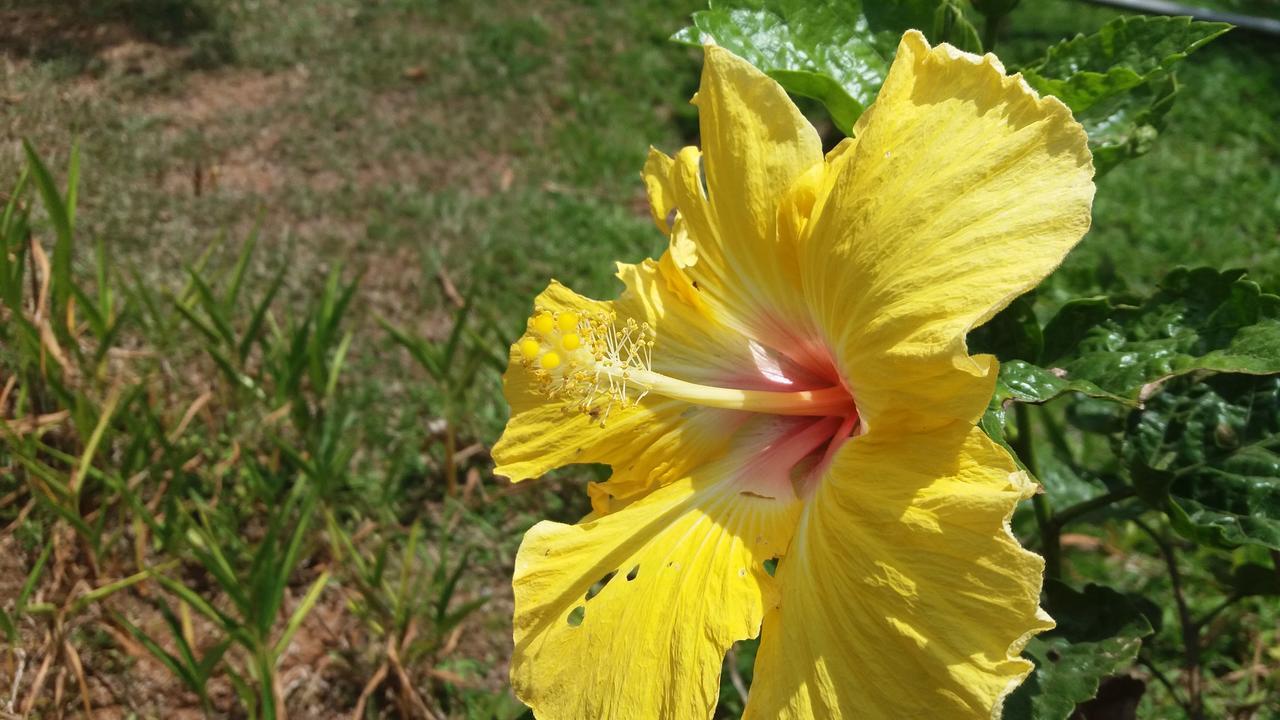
(626, 565, 640, 581)
(586, 570, 617, 601)
(567, 606, 586, 627)
(763, 557, 779, 577)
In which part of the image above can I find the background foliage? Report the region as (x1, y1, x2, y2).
(0, 0, 1277, 717)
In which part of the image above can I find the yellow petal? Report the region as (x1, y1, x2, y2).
(585, 402, 748, 515)
(511, 421, 802, 719)
(494, 258, 794, 490)
(657, 46, 826, 366)
(744, 424, 1052, 719)
(696, 45, 822, 275)
(799, 31, 1094, 431)
(642, 147, 678, 235)
(492, 277, 738, 486)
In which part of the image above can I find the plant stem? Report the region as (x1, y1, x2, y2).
(982, 11, 1005, 52)
(1194, 594, 1241, 629)
(1013, 404, 1060, 578)
(1052, 487, 1137, 530)
(1139, 653, 1191, 713)
(1033, 494, 1059, 578)
(1134, 518, 1204, 720)
(443, 421, 457, 498)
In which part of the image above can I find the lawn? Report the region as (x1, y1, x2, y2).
(0, 0, 1276, 717)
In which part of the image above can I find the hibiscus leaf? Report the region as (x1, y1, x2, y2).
(1021, 16, 1230, 113)
(1227, 559, 1280, 598)
(1003, 581, 1156, 720)
(969, 294, 1043, 363)
(973, 297, 1131, 458)
(980, 398, 1018, 468)
(1019, 16, 1230, 174)
(673, 0, 983, 134)
(1039, 268, 1280, 401)
(970, 296, 1131, 408)
(995, 361, 1128, 406)
(1125, 374, 1280, 550)
(1081, 73, 1179, 176)
(673, 0, 888, 134)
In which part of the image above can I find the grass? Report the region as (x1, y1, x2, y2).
(0, 0, 1277, 717)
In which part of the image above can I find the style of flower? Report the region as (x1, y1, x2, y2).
(493, 30, 1094, 719)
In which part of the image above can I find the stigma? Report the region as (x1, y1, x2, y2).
(517, 308, 854, 426)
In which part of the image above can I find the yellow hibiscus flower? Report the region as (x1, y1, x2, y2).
(493, 30, 1094, 719)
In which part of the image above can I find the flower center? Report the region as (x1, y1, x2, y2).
(517, 309, 855, 426)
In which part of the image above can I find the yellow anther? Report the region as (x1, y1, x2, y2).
(540, 352, 562, 370)
(519, 338, 541, 360)
(558, 312, 579, 333)
(561, 333, 581, 351)
(533, 313, 555, 335)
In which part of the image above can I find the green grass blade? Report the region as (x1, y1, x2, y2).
(155, 574, 239, 633)
(238, 262, 287, 363)
(95, 233, 110, 322)
(21, 141, 73, 311)
(0, 608, 15, 645)
(264, 494, 316, 632)
(71, 276, 106, 338)
(188, 268, 237, 347)
(324, 330, 353, 399)
(442, 299, 472, 370)
(379, 317, 443, 379)
(173, 296, 226, 345)
(225, 223, 260, 309)
(114, 612, 203, 694)
(272, 569, 330, 662)
(17, 542, 53, 610)
(397, 522, 423, 619)
(436, 547, 472, 625)
(64, 142, 79, 229)
(71, 560, 176, 614)
(74, 384, 121, 499)
(0, 168, 29, 309)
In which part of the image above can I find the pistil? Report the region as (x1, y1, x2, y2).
(607, 367, 852, 417)
(517, 308, 854, 423)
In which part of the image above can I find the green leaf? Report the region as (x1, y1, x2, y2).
(674, 0, 887, 134)
(1003, 581, 1155, 720)
(1022, 16, 1230, 113)
(1228, 561, 1280, 598)
(979, 396, 1016, 463)
(1083, 73, 1179, 176)
(995, 360, 1128, 406)
(673, 0, 982, 134)
(969, 295, 1043, 363)
(1041, 268, 1280, 401)
(1126, 374, 1280, 550)
(1019, 16, 1230, 173)
(968, 295, 1130, 409)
